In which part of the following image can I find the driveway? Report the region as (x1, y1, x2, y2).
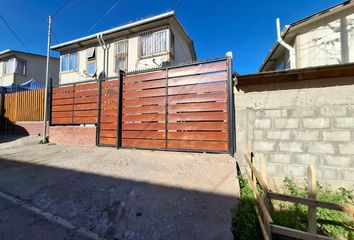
(0, 135, 238, 240)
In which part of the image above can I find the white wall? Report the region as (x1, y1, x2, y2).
(59, 25, 194, 85)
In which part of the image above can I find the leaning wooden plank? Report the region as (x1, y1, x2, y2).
(270, 224, 331, 240)
(168, 61, 226, 77)
(268, 192, 354, 214)
(244, 154, 270, 192)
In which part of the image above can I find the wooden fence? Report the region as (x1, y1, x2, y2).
(243, 152, 354, 240)
(50, 57, 235, 154)
(3, 89, 45, 122)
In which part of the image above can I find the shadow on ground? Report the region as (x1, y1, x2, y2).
(0, 156, 237, 240)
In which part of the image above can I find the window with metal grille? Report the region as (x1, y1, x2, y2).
(139, 27, 172, 58)
(115, 40, 128, 72)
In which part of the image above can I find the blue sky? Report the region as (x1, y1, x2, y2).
(0, 0, 344, 73)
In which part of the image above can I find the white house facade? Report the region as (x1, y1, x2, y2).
(51, 11, 196, 85)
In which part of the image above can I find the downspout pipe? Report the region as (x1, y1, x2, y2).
(276, 18, 296, 69)
(97, 33, 107, 78)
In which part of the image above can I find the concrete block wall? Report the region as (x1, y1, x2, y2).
(235, 77, 354, 189)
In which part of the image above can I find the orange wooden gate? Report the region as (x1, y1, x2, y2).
(121, 58, 233, 153)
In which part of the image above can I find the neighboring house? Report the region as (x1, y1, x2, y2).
(260, 0, 354, 72)
(51, 11, 196, 85)
(0, 49, 59, 87)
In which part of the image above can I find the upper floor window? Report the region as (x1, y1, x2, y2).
(86, 48, 96, 76)
(115, 40, 128, 72)
(3, 58, 26, 75)
(139, 27, 173, 58)
(60, 52, 78, 72)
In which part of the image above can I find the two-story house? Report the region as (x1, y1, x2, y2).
(0, 49, 59, 87)
(51, 11, 196, 85)
(260, 0, 354, 72)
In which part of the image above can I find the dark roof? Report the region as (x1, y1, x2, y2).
(0, 49, 59, 60)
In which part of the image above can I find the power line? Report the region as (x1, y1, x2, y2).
(0, 14, 30, 52)
(174, 0, 182, 11)
(52, 0, 72, 17)
(88, 0, 122, 33)
(194, 0, 223, 31)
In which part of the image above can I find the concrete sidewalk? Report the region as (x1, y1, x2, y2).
(0, 135, 238, 240)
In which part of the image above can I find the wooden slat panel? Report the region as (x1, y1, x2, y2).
(53, 86, 74, 93)
(52, 105, 73, 111)
(102, 80, 118, 87)
(74, 110, 98, 117)
(101, 95, 118, 101)
(51, 117, 72, 124)
(168, 92, 227, 104)
(74, 83, 98, 90)
(169, 102, 227, 113)
(101, 101, 118, 109)
(101, 109, 118, 116)
(73, 117, 97, 123)
(168, 112, 227, 121)
(122, 123, 165, 130)
(73, 103, 97, 110)
(52, 98, 73, 106)
(74, 89, 98, 97)
(122, 114, 165, 122)
(123, 88, 165, 99)
(168, 82, 226, 95)
(124, 71, 165, 83)
(168, 140, 227, 152)
(101, 123, 118, 130)
(168, 72, 227, 86)
(52, 92, 74, 99)
(168, 132, 228, 141)
(102, 88, 119, 95)
(101, 116, 117, 123)
(123, 97, 165, 107)
(74, 96, 98, 104)
(123, 105, 165, 114)
(100, 131, 117, 138)
(168, 61, 226, 78)
(122, 139, 165, 148)
(124, 79, 165, 91)
(122, 131, 165, 139)
(52, 111, 73, 118)
(168, 122, 228, 131)
(99, 137, 116, 145)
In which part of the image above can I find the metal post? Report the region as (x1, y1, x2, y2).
(49, 78, 53, 126)
(96, 76, 103, 146)
(226, 51, 235, 155)
(116, 70, 124, 149)
(42, 15, 52, 143)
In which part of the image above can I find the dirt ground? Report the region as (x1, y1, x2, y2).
(0, 135, 239, 240)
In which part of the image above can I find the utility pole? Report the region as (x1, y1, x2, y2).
(42, 16, 52, 143)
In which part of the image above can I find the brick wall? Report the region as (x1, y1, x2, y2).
(235, 75, 354, 189)
(14, 121, 46, 136)
(49, 126, 96, 146)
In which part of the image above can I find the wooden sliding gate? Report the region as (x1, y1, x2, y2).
(50, 57, 235, 154)
(121, 58, 234, 153)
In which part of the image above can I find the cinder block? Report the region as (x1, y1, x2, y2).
(269, 154, 292, 164)
(338, 143, 354, 154)
(253, 141, 275, 152)
(320, 156, 353, 168)
(292, 108, 317, 118)
(293, 154, 317, 165)
(274, 119, 299, 129)
(322, 131, 351, 142)
(288, 165, 307, 177)
(253, 130, 264, 140)
(267, 131, 291, 140)
(293, 130, 320, 141)
(334, 118, 354, 128)
(279, 142, 303, 153)
(267, 164, 283, 175)
(254, 119, 271, 129)
(302, 118, 330, 129)
(319, 106, 347, 117)
(264, 110, 286, 118)
(318, 168, 339, 180)
(342, 170, 354, 181)
(308, 142, 335, 154)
